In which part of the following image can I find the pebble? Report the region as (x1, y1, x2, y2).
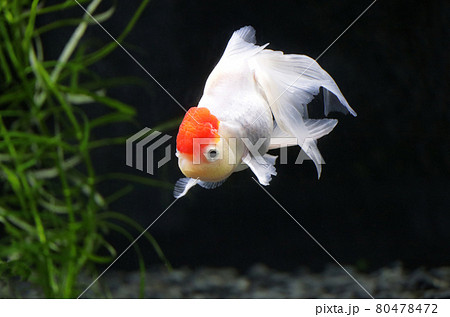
(1, 263, 450, 298)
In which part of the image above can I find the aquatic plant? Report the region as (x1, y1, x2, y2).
(0, 0, 172, 298)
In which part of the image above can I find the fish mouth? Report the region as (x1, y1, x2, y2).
(177, 152, 206, 179)
(178, 154, 196, 177)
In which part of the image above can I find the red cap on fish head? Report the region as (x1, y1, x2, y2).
(176, 107, 220, 155)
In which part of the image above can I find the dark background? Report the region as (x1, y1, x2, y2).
(50, 0, 450, 272)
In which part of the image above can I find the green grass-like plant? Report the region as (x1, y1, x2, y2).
(0, 0, 174, 298)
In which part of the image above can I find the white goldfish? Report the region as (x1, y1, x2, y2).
(174, 26, 356, 198)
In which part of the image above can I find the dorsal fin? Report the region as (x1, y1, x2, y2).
(221, 26, 268, 59)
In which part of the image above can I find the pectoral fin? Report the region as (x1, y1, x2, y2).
(173, 178, 198, 198)
(198, 179, 227, 189)
(173, 178, 228, 198)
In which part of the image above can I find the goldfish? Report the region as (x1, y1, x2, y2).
(174, 26, 356, 198)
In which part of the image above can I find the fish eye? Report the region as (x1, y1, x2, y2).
(204, 147, 219, 162)
(209, 149, 217, 158)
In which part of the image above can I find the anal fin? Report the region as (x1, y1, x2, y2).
(243, 153, 277, 185)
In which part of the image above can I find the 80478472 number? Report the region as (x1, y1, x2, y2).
(375, 303, 437, 314)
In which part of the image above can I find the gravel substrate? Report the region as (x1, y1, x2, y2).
(3, 262, 449, 298)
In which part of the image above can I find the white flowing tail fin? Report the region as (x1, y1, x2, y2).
(252, 51, 356, 118)
(207, 26, 356, 178)
(235, 27, 357, 177)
